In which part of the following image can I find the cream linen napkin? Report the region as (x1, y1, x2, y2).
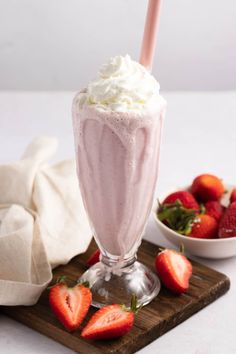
(0, 137, 92, 306)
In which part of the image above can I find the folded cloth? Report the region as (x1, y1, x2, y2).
(0, 137, 92, 306)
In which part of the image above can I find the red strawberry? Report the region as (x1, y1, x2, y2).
(205, 201, 224, 221)
(162, 191, 199, 210)
(49, 280, 92, 331)
(155, 249, 192, 294)
(219, 201, 236, 238)
(191, 174, 224, 202)
(87, 249, 100, 267)
(81, 295, 138, 340)
(230, 188, 236, 204)
(190, 214, 218, 239)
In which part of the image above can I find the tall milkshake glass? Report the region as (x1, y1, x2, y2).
(72, 55, 166, 307)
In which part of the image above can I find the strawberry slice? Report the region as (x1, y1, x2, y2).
(87, 249, 100, 267)
(49, 280, 92, 331)
(155, 249, 192, 294)
(81, 295, 138, 340)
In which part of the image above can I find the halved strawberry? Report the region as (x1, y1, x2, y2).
(155, 249, 192, 294)
(49, 281, 92, 331)
(219, 201, 236, 238)
(87, 249, 100, 267)
(81, 296, 138, 340)
(191, 174, 224, 202)
(162, 191, 199, 210)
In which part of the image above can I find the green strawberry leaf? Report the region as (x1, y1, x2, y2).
(158, 200, 197, 235)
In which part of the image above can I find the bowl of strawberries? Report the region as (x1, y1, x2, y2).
(154, 174, 236, 259)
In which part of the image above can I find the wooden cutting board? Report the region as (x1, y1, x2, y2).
(2, 239, 230, 354)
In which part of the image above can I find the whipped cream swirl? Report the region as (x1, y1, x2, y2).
(85, 55, 161, 112)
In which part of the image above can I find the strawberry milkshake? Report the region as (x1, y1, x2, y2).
(72, 55, 166, 307)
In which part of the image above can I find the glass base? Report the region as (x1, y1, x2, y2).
(79, 259, 161, 308)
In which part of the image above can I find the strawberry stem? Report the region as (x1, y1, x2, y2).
(47, 275, 66, 289)
(57, 275, 67, 283)
(158, 201, 197, 235)
(199, 203, 206, 214)
(79, 281, 90, 288)
(158, 246, 165, 253)
(130, 294, 142, 313)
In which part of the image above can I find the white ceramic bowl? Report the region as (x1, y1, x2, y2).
(153, 185, 236, 259)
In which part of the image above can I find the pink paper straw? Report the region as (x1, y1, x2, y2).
(139, 0, 163, 71)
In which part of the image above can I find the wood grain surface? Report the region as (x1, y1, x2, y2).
(2, 239, 230, 354)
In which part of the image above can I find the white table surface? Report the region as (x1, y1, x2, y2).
(0, 91, 236, 354)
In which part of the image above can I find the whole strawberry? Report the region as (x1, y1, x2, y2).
(230, 188, 236, 204)
(190, 214, 218, 239)
(87, 249, 100, 267)
(81, 295, 139, 340)
(162, 191, 199, 210)
(158, 202, 218, 239)
(155, 248, 192, 294)
(191, 174, 224, 202)
(205, 201, 224, 221)
(219, 201, 236, 238)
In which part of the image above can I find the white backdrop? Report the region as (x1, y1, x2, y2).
(0, 0, 235, 91)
